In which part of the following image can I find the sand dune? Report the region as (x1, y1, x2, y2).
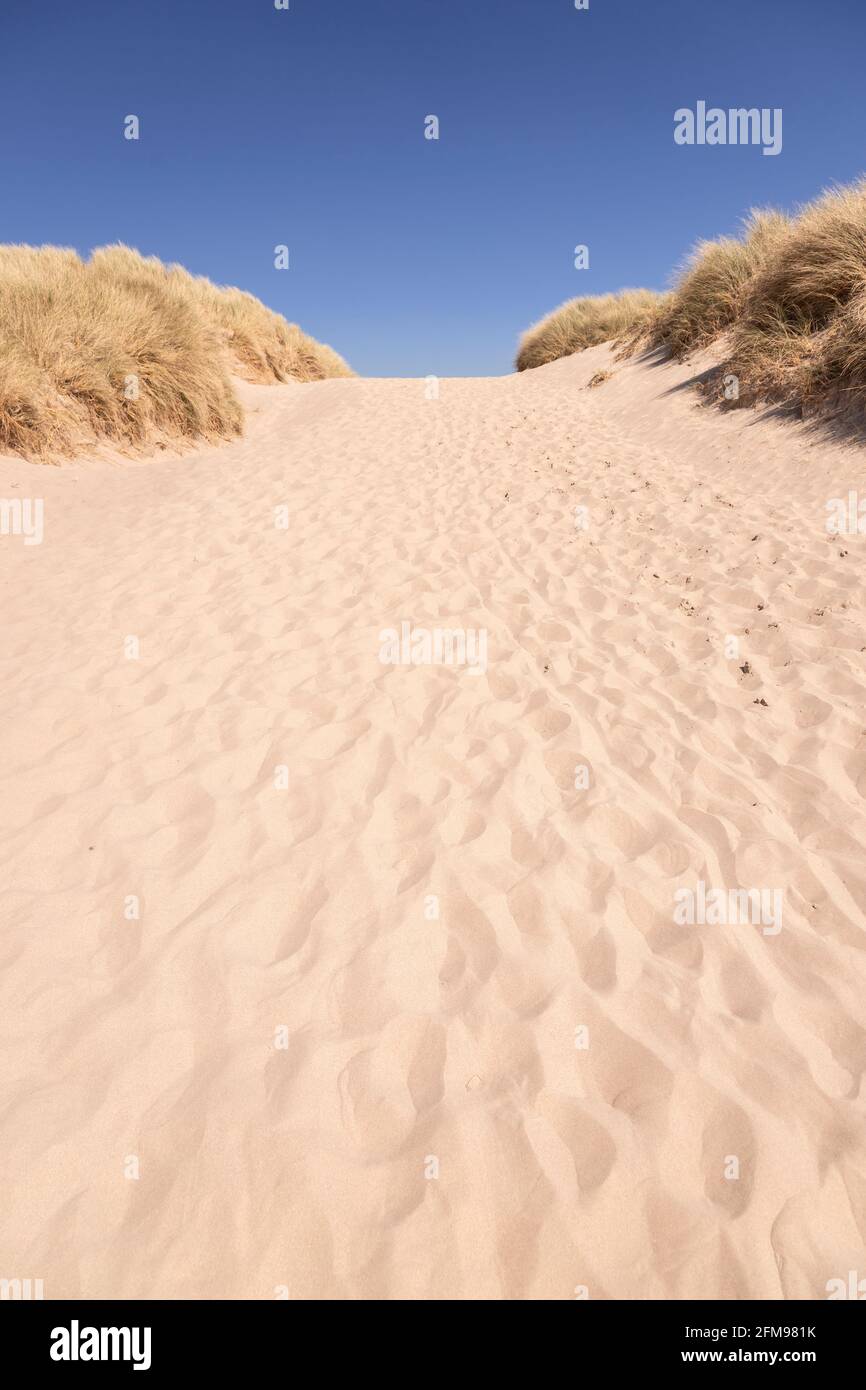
(1, 347, 865, 1300)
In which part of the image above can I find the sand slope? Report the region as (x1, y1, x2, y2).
(1, 348, 865, 1300)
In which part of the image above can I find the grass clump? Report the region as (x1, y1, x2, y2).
(650, 209, 790, 358)
(515, 289, 667, 372)
(724, 180, 866, 412)
(0, 243, 352, 459)
(516, 175, 866, 421)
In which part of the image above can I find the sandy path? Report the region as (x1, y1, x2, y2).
(1, 350, 865, 1300)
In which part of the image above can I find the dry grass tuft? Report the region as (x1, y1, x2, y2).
(723, 180, 866, 413)
(516, 175, 866, 422)
(0, 243, 352, 459)
(515, 290, 667, 372)
(648, 210, 790, 358)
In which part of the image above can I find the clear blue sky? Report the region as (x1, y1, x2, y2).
(3, 0, 865, 376)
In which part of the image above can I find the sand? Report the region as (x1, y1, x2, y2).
(1, 346, 865, 1300)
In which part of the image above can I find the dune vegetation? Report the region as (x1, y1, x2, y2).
(723, 180, 866, 413)
(517, 175, 866, 420)
(0, 244, 352, 459)
(515, 289, 667, 373)
(649, 209, 790, 359)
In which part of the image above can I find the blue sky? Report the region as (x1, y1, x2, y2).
(3, 0, 865, 376)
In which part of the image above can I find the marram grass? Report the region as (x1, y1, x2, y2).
(516, 174, 866, 419)
(0, 243, 352, 459)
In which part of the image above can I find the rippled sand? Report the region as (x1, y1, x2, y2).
(1, 346, 865, 1299)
